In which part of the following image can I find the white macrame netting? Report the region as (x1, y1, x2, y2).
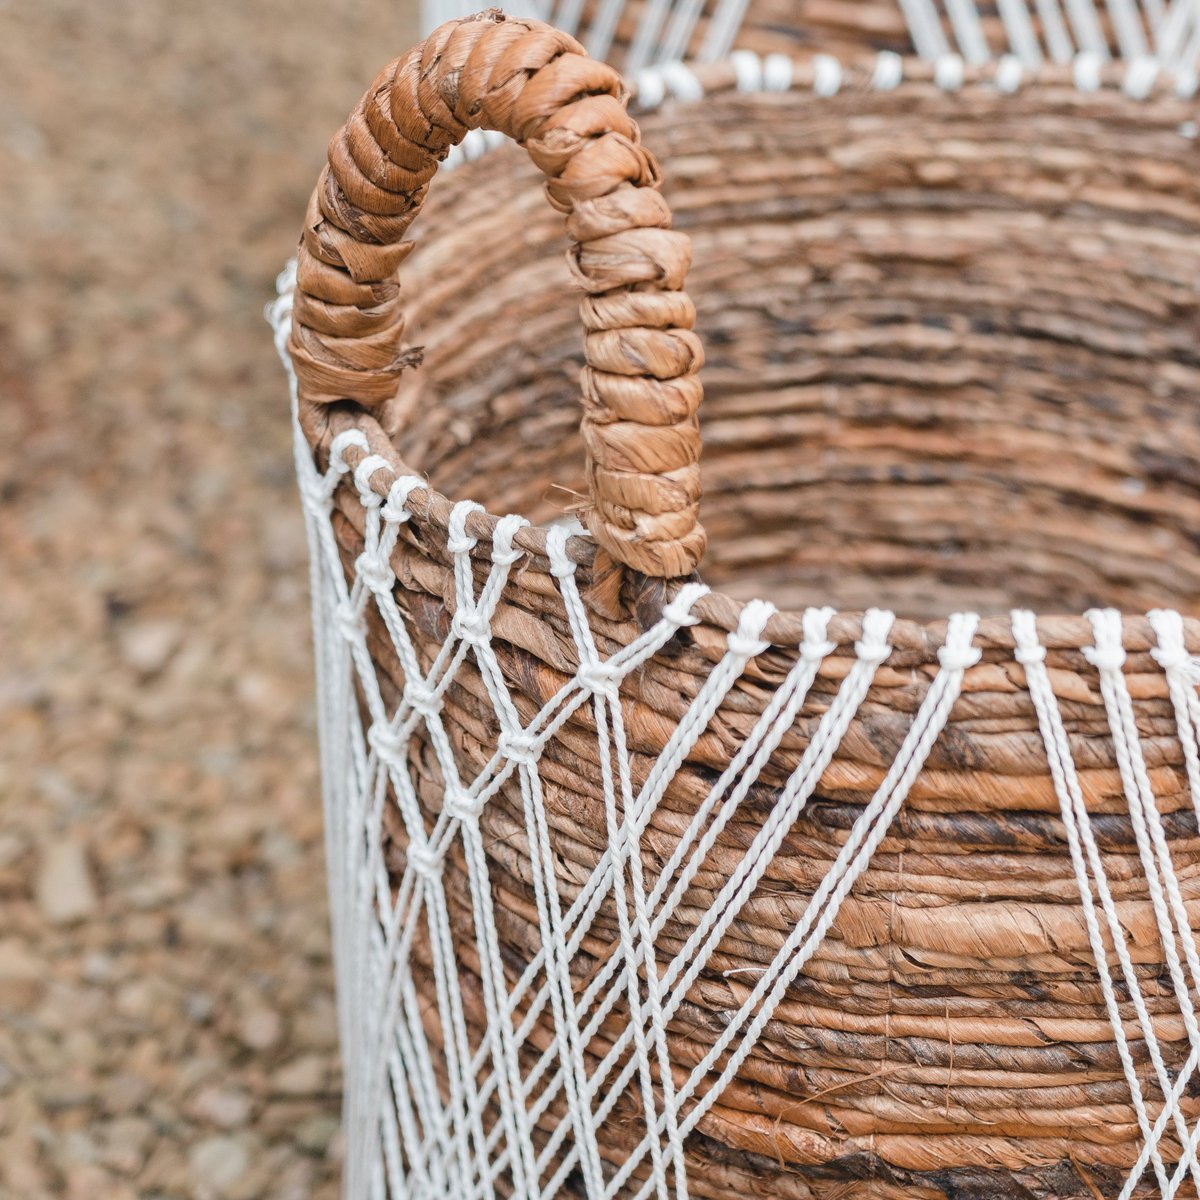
(269, 262, 1200, 1199)
(423, 0, 1200, 79)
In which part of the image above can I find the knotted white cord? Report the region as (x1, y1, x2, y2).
(1013, 611, 1186, 1197)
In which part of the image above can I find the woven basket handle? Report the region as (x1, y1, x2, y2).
(289, 9, 706, 580)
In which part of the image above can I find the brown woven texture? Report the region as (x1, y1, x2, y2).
(290, 12, 1200, 1199)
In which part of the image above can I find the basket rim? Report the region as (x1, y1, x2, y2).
(272, 51, 1200, 658)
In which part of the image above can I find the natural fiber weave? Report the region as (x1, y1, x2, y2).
(276, 10, 1200, 1199)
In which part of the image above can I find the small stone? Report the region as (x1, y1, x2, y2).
(65, 1163, 136, 1200)
(116, 618, 181, 677)
(114, 979, 158, 1022)
(59, 1128, 98, 1167)
(189, 1135, 249, 1196)
(35, 839, 97, 925)
(98, 1116, 152, 1175)
(186, 990, 216, 1024)
(268, 1158, 316, 1200)
(237, 1007, 282, 1051)
(0, 831, 27, 868)
(81, 952, 115, 984)
(293, 1114, 339, 1156)
(189, 1085, 252, 1129)
(0, 931, 42, 1008)
(99, 1073, 152, 1116)
(36, 1075, 95, 1111)
(290, 996, 338, 1052)
(271, 1054, 325, 1096)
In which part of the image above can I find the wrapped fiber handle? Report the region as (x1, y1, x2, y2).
(289, 8, 706, 580)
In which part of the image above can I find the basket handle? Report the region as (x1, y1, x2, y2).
(289, 8, 705, 580)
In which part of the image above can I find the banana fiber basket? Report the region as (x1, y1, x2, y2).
(269, 10, 1200, 1198)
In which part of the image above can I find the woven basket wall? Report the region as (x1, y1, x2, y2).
(278, 12, 1200, 1200)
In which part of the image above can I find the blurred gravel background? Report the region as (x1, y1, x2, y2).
(0, 3, 420, 1196)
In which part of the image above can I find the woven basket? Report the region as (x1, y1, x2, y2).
(274, 10, 1200, 1199)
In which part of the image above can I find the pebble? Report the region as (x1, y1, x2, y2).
(98, 1116, 153, 1174)
(189, 1084, 253, 1129)
(186, 989, 216, 1024)
(81, 952, 115, 984)
(0, 831, 27, 868)
(293, 1114, 340, 1157)
(116, 618, 182, 678)
(65, 1164, 137, 1200)
(272, 1054, 326, 1096)
(189, 1135, 249, 1196)
(0, 937, 43, 996)
(35, 839, 98, 926)
(237, 1006, 283, 1051)
(99, 1073, 153, 1116)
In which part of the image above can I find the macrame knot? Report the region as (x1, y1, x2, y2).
(1014, 642, 1047, 667)
(1085, 610, 1127, 673)
(799, 638, 838, 664)
(368, 722, 407, 767)
(498, 730, 540, 768)
(335, 601, 366, 642)
(1148, 611, 1197, 677)
(382, 476, 425, 524)
(873, 49, 904, 90)
(799, 606, 838, 663)
(549, 552, 579, 580)
(353, 455, 393, 506)
(407, 682, 440, 720)
(1151, 644, 1190, 672)
(935, 53, 964, 90)
(444, 787, 485, 827)
(406, 840, 443, 881)
(355, 551, 395, 594)
(812, 54, 840, 97)
(490, 514, 530, 566)
(1083, 644, 1127, 673)
(451, 608, 492, 648)
(1010, 610, 1044, 666)
(578, 660, 621, 698)
(938, 641, 982, 673)
(659, 582, 708, 631)
(1082, 614, 1129, 682)
(936, 614, 981, 673)
(329, 430, 369, 473)
(727, 599, 776, 659)
(996, 53, 1023, 93)
(855, 608, 895, 666)
(730, 50, 763, 92)
(447, 500, 484, 556)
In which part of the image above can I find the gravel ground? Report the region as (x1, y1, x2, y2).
(0, 3, 419, 1196)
